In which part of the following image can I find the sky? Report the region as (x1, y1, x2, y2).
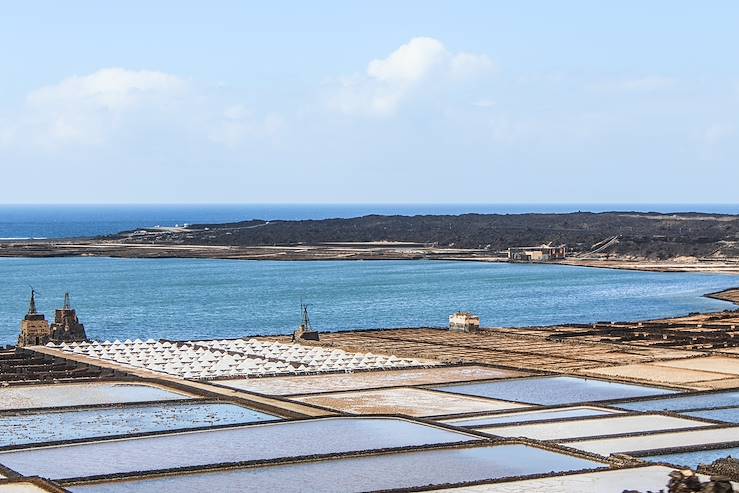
(0, 1, 738, 204)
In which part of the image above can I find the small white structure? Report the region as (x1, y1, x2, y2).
(449, 312, 480, 332)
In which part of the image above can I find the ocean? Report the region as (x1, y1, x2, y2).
(1, 257, 736, 345)
(1, 203, 738, 239)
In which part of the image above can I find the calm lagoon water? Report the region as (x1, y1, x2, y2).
(0, 258, 737, 345)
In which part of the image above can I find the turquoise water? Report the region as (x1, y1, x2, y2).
(0, 258, 736, 344)
(434, 376, 674, 405)
(68, 444, 603, 493)
(0, 403, 276, 447)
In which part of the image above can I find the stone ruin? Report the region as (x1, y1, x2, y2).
(18, 291, 87, 347)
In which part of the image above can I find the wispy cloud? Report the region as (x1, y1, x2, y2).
(329, 37, 495, 117)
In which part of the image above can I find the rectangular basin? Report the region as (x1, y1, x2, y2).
(67, 444, 603, 493)
(0, 382, 190, 410)
(0, 417, 479, 479)
(292, 387, 528, 417)
(442, 406, 622, 427)
(0, 402, 278, 447)
(433, 376, 674, 405)
(477, 414, 708, 441)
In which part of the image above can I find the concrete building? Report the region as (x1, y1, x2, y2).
(18, 291, 87, 347)
(507, 244, 566, 262)
(449, 312, 480, 332)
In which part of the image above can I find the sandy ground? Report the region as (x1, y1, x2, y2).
(219, 366, 526, 396)
(583, 363, 732, 387)
(655, 356, 739, 375)
(292, 387, 529, 417)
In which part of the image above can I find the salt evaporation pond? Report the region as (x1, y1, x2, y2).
(477, 414, 707, 441)
(444, 406, 621, 427)
(67, 444, 603, 493)
(0, 382, 190, 411)
(644, 447, 739, 469)
(684, 407, 739, 423)
(433, 376, 674, 405)
(564, 427, 739, 456)
(2, 258, 738, 344)
(0, 417, 479, 479)
(0, 402, 277, 447)
(616, 391, 739, 412)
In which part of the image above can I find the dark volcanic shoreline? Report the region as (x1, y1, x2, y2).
(1, 211, 738, 273)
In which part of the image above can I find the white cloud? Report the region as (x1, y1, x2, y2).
(0, 68, 281, 151)
(330, 37, 495, 116)
(27, 68, 186, 112)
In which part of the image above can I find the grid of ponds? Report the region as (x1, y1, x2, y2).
(66, 444, 604, 493)
(0, 417, 479, 479)
(442, 406, 622, 428)
(0, 382, 191, 410)
(643, 447, 739, 469)
(615, 391, 739, 412)
(432, 376, 674, 405)
(0, 402, 278, 447)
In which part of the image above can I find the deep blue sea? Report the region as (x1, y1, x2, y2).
(1, 257, 736, 345)
(1, 203, 738, 239)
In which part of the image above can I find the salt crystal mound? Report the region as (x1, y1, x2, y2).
(53, 338, 439, 380)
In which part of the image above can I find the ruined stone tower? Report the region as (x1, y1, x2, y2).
(50, 292, 87, 343)
(18, 291, 87, 347)
(18, 289, 51, 347)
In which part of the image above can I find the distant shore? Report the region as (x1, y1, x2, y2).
(2, 239, 739, 274)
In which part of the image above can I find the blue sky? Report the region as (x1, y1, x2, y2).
(1, 1, 737, 204)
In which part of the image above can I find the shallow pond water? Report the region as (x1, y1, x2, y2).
(433, 376, 673, 405)
(564, 427, 739, 456)
(68, 444, 603, 493)
(644, 447, 739, 469)
(479, 414, 707, 441)
(0, 402, 277, 447)
(616, 391, 739, 412)
(0, 382, 190, 410)
(0, 417, 479, 479)
(443, 406, 621, 427)
(683, 407, 739, 423)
